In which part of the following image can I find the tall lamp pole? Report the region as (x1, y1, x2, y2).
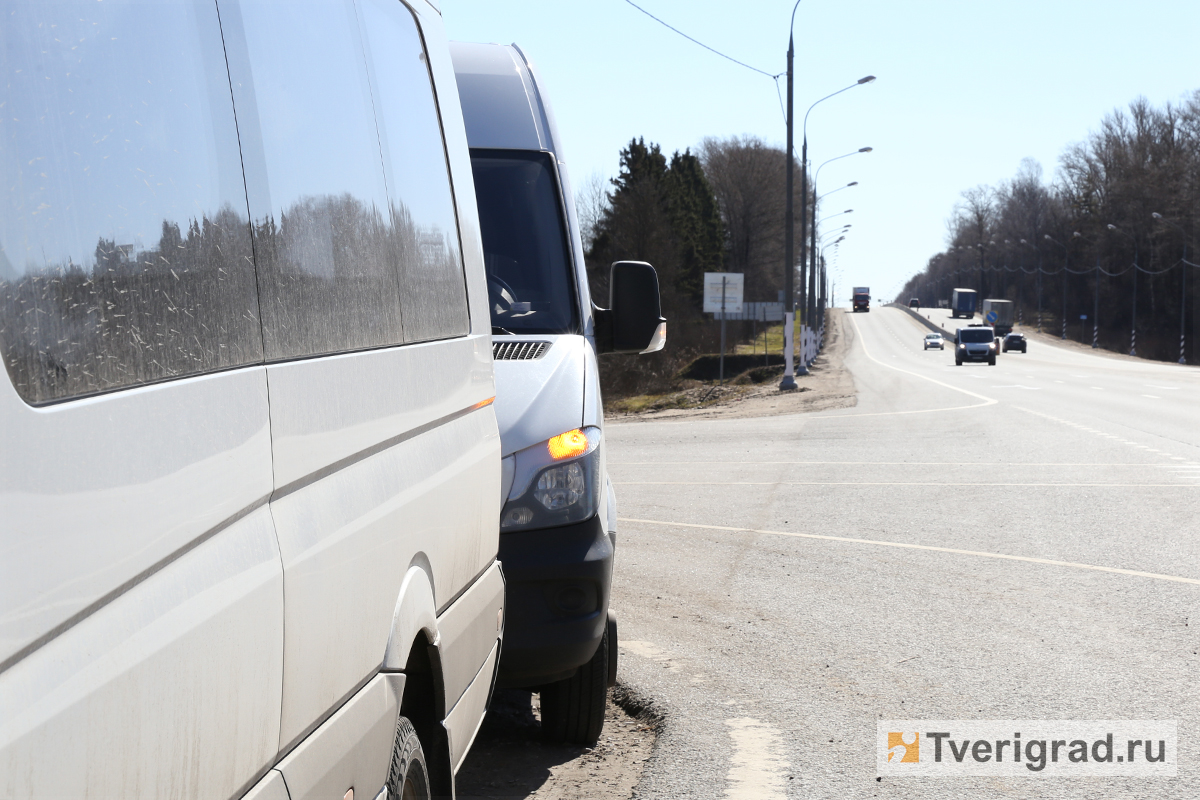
(809, 146, 872, 364)
(785, 74, 874, 387)
(1107, 223, 1139, 356)
(781, 1, 802, 390)
(1152, 212, 1189, 364)
(1043, 232, 1079, 340)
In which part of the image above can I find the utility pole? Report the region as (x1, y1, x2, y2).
(780, 30, 799, 389)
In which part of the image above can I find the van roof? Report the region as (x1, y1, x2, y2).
(450, 42, 557, 154)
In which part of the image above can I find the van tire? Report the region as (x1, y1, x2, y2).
(540, 625, 608, 745)
(387, 716, 431, 800)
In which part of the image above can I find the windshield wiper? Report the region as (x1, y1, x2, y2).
(492, 326, 517, 335)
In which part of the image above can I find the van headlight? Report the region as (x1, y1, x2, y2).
(500, 427, 602, 532)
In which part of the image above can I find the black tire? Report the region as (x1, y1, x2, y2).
(540, 624, 608, 745)
(988, 357, 996, 366)
(387, 716, 431, 800)
(955, 360, 962, 366)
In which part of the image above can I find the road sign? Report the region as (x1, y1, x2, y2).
(985, 311, 998, 323)
(1080, 314, 1087, 320)
(703, 272, 744, 314)
(717, 301, 784, 321)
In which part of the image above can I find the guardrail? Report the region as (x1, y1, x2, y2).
(885, 303, 953, 336)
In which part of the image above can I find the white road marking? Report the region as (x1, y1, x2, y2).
(724, 718, 789, 800)
(1145, 385, 1179, 390)
(1091, 386, 1104, 390)
(612, 461, 1157, 466)
(992, 384, 1040, 389)
(619, 517, 1200, 587)
(616, 481, 1190, 488)
(1142, 394, 1161, 399)
(846, 314, 997, 408)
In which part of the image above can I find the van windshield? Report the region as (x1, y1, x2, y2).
(470, 150, 579, 335)
(959, 329, 994, 343)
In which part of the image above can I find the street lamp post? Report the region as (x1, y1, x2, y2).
(1107, 223, 1139, 356)
(1152, 212, 1189, 364)
(810, 147, 871, 364)
(781, 0, 801, 390)
(1043, 233, 1079, 340)
(787, 77, 874, 385)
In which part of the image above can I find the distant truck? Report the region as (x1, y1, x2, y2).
(852, 286, 871, 312)
(981, 298, 1014, 336)
(950, 287, 977, 319)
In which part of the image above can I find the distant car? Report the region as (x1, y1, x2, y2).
(923, 333, 944, 350)
(1003, 332, 1027, 353)
(909, 298, 920, 309)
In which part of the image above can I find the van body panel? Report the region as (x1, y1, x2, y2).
(0, 368, 273, 668)
(445, 640, 500, 774)
(434, 560, 504, 711)
(2, 2, 501, 795)
(0, 505, 283, 800)
(242, 770, 290, 800)
(418, 12, 493, 338)
(492, 335, 586, 457)
(382, 566, 441, 672)
(264, 336, 493, 491)
(271, 392, 499, 746)
(275, 673, 404, 800)
(452, 43, 548, 152)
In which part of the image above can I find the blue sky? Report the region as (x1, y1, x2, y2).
(442, 0, 1200, 306)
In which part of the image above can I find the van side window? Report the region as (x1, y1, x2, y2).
(0, 0, 261, 405)
(234, 0, 404, 360)
(357, 0, 469, 343)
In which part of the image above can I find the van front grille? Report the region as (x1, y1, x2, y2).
(493, 341, 550, 361)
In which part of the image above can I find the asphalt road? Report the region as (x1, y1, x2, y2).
(606, 306, 1199, 798)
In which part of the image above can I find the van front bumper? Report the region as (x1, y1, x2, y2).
(496, 514, 613, 688)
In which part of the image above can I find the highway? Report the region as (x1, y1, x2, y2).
(606, 306, 1199, 798)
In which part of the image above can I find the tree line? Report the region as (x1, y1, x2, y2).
(900, 91, 1200, 363)
(582, 136, 812, 397)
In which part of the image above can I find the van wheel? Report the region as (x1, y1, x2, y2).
(540, 625, 608, 745)
(386, 716, 431, 800)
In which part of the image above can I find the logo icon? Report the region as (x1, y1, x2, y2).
(887, 732, 919, 763)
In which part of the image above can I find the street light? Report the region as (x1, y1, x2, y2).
(1107, 223, 1139, 356)
(1152, 212, 1189, 364)
(789, 70, 874, 384)
(782, 6, 871, 386)
(809, 148, 870, 357)
(1043, 232, 1080, 340)
(817, 181, 858, 203)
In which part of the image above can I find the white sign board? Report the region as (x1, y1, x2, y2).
(703, 272, 744, 314)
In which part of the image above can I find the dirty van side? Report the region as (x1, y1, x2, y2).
(1, 3, 501, 800)
(451, 41, 665, 747)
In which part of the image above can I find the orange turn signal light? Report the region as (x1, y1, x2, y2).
(547, 429, 589, 461)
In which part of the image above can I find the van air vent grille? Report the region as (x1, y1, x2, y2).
(493, 341, 550, 361)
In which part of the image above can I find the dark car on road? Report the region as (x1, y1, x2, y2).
(1003, 332, 1027, 353)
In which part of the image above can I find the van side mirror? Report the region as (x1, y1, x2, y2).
(593, 261, 667, 355)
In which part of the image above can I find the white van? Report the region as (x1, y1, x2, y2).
(451, 43, 665, 745)
(1, 3, 502, 799)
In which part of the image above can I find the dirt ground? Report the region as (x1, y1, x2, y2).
(607, 308, 858, 423)
(455, 685, 659, 800)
